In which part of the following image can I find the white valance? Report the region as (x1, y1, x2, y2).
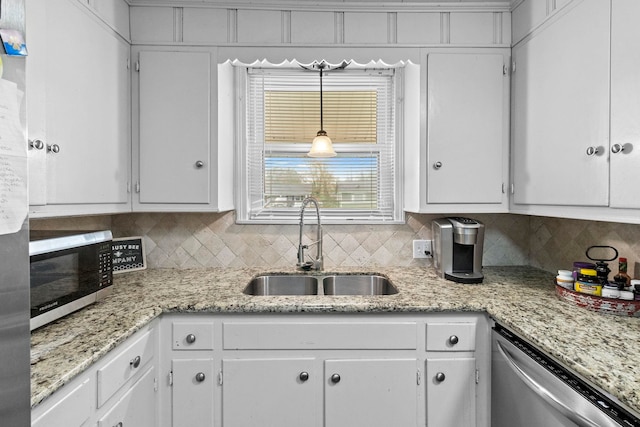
(224, 58, 416, 70)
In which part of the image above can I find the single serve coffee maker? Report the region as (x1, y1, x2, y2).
(432, 217, 485, 284)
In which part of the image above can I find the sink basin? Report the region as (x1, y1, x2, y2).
(322, 275, 398, 295)
(243, 275, 318, 296)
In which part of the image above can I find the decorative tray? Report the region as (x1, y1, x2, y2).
(555, 283, 640, 317)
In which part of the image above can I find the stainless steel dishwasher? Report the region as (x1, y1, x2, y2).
(492, 324, 640, 427)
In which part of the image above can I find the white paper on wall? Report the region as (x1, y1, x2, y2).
(0, 78, 27, 235)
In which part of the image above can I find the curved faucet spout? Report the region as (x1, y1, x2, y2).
(297, 197, 324, 271)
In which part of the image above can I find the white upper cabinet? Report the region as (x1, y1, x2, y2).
(26, 0, 131, 217)
(427, 53, 507, 205)
(610, 0, 640, 210)
(137, 50, 211, 205)
(510, 0, 640, 223)
(132, 49, 234, 212)
(404, 51, 510, 213)
(511, 0, 610, 207)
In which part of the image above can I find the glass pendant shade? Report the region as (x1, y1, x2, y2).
(308, 130, 336, 157)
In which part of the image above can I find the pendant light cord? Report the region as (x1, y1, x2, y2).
(319, 65, 324, 133)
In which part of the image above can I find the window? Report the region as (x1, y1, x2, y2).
(235, 61, 404, 224)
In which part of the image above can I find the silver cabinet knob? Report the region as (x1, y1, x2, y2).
(29, 139, 45, 150)
(130, 356, 141, 369)
(586, 146, 600, 156)
(195, 160, 204, 168)
(330, 373, 341, 384)
(186, 334, 196, 344)
(47, 144, 60, 153)
(299, 372, 309, 382)
(195, 372, 206, 382)
(448, 335, 459, 345)
(435, 372, 446, 382)
(611, 143, 630, 154)
(433, 161, 443, 170)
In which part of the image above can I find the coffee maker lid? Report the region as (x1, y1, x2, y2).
(448, 217, 481, 227)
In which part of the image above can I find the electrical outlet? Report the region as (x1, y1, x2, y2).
(413, 240, 432, 259)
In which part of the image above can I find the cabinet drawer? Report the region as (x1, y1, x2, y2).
(32, 377, 93, 427)
(97, 329, 155, 407)
(98, 367, 156, 427)
(223, 322, 417, 350)
(426, 322, 476, 351)
(172, 321, 214, 350)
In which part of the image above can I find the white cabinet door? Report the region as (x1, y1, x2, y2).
(31, 377, 93, 427)
(512, 0, 610, 206)
(426, 358, 476, 427)
(172, 359, 214, 427)
(427, 54, 506, 204)
(222, 358, 318, 427)
(610, 0, 640, 209)
(26, 0, 130, 213)
(25, 0, 47, 207)
(98, 367, 157, 427)
(324, 358, 418, 427)
(137, 50, 211, 205)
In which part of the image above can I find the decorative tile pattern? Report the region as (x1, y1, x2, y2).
(530, 217, 640, 277)
(31, 212, 640, 276)
(104, 212, 529, 269)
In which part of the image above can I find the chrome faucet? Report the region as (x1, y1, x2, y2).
(297, 197, 323, 271)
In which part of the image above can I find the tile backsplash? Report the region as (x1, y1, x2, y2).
(31, 212, 640, 277)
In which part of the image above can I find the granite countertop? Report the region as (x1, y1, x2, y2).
(31, 266, 640, 415)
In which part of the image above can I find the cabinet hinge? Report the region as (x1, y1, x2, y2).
(475, 369, 480, 385)
(168, 371, 173, 386)
(218, 371, 223, 385)
(416, 369, 421, 385)
(135, 60, 140, 72)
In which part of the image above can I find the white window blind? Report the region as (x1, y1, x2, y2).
(238, 64, 402, 224)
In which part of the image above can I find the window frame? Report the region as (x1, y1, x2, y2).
(234, 62, 405, 225)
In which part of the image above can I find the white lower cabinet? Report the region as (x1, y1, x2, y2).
(426, 358, 477, 427)
(324, 358, 418, 427)
(31, 322, 158, 427)
(171, 359, 215, 427)
(221, 358, 318, 427)
(31, 377, 94, 427)
(33, 313, 489, 427)
(159, 313, 489, 427)
(98, 366, 157, 427)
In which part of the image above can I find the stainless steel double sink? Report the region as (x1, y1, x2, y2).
(243, 274, 398, 296)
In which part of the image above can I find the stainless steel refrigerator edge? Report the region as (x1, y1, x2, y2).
(0, 0, 30, 425)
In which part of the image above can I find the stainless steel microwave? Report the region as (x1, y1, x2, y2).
(29, 230, 113, 330)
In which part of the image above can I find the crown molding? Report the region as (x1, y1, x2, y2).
(125, 1, 512, 13)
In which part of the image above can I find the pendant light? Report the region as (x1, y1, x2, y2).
(308, 62, 336, 157)
(302, 60, 349, 157)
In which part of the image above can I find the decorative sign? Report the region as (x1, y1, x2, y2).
(111, 237, 146, 274)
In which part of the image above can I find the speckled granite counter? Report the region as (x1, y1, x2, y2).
(31, 266, 640, 415)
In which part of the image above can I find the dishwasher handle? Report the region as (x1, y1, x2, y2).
(496, 340, 601, 427)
